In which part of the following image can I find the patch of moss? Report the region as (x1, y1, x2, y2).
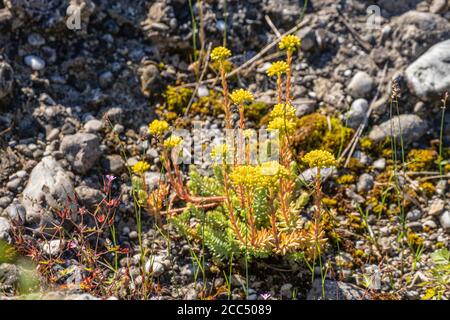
(407, 149, 437, 172)
(407, 232, 424, 249)
(420, 182, 436, 197)
(336, 174, 356, 185)
(359, 137, 374, 152)
(294, 113, 353, 156)
(246, 102, 269, 124)
(322, 197, 337, 207)
(190, 90, 223, 116)
(162, 85, 193, 114)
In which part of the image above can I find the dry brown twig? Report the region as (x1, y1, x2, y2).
(178, 18, 310, 89)
(184, 42, 212, 117)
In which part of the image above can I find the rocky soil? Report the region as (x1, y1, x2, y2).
(0, 0, 449, 300)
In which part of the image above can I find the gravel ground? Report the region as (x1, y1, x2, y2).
(0, 0, 449, 300)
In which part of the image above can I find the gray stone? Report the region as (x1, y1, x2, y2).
(0, 217, 11, 242)
(0, 264, 18, 291)
(406, 222, 423, 232)
(139, 62, 163, 96)
(429, 199, 445, 216)
(24, 55, 45, 71)
(423, 220, 437, 229)
(439, 211, 450, 232)
(296, 27, 316, 52)
(357, 173, 374, 193)
(369, 115, 427, 145)
(98, 71, 113, 89)
(307, 279, 366, 300)
(0, 62, 14, 99)
(348, 72, 374, 98)
(280, 283, 293, 299)
(21, 157, 75, 224)
(406, 209, 422, 222)
(405, 40, 450, 99)
(345, 189, 365, 204)
(84, 119, 103, 133)
(60, 133, 101, 174)
(145, 258, 165, 277)
(372, 158, 386, 170)
(6, 178, 21, 191)
(346, 99, 369, 129)
(74, 186, 103, 209)
(430, 0, 448, 14)
(5, 200, 26, 225)
(299, 167, 335, 184)
(27, 33, 45, 46)
(390, 11, 450, 59)
(102, 155, 125, 175)
(197, 86, 209, 97)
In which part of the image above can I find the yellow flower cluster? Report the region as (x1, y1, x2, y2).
(259, 161, 291, 182)
(266, 61, 289, 77)
(279, 34, 301, 53)
(230, 162, 291, 188)
(210, 143, 228, 161)
(230, 89, 254, 105)
(148, 119, 169, 136)
(229, 165, 260, 187)
(303, 150, 337, 169)
(210, 46, 231, 62)
(267, 117, 296, 135)
(269, 103, 296, 120)
(132, 161, 150, 174)
(163, 135, 183, 148)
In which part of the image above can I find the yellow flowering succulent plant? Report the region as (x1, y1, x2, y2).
(269, 103, 296, 120)
(230, 89, 254, 105)
(279, 34, 301, 53)
(266, 60, 290, 77)
(148, 119, 169, 136)
(303, 150, 337, 169)
(210, 46, 231, 62)
(163, 135, 183, 149)
(132, 161, 150, 175)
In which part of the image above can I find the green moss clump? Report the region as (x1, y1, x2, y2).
(294, 113, 353, 155)
(407, 232, 424, 249)
(246, 102, 268, 124)
(322, 197, 337, 207)
(336, 174, 356, 185)
(407, 149, 437, 172)
(162, 85, 193, 114)
(190, 90, 223, 116)
(420, 182, 436, 197)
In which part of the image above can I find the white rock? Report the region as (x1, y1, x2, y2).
(372, 158, 386, 170)
(24, 55, 46, 71)
(84, 119, 103, 133)
(0, 217, 11, 242)
(197, 86, 209, 97)
(429, 199, 445, 216)
(405, 39, 450, 99)
(21, 157, 75, 224)
(348, 71, 374, 98)
(369, 114, 427, 145)
(145, 258, 165, 277)
(439, 211, 450, 232)
(346, 99, 369, 128)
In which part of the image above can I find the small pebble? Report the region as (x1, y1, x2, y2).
(24, 55, 46, 71)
